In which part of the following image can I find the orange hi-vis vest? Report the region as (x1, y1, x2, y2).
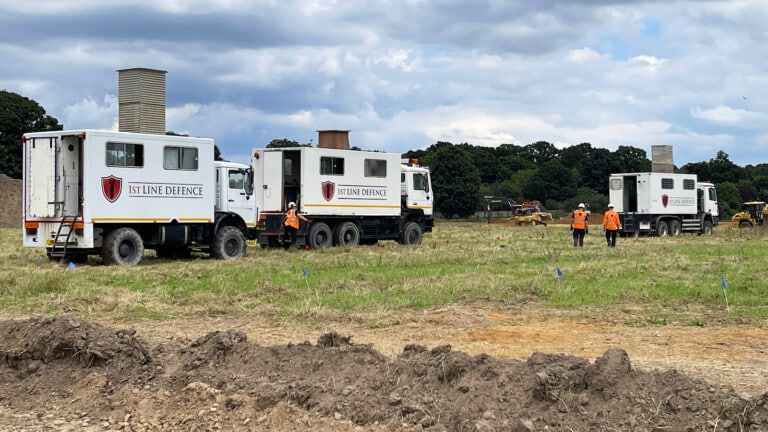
(284, 208, 299, 229)
(603, 210, 621, 231)
(572, 210, 587, 229)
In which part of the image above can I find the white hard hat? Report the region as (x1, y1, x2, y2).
(578, 203, 585, 208)
(288, 202, 296, 208)
(607, 203, 614, 208)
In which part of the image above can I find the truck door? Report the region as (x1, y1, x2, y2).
(27, 137, 58, 218)
(404, 169, 432, 215)
(262, 151, 284, 211)
(623, 176, 638, 212)
(60, 135, 82, 218)
(224, 168, 257, 225)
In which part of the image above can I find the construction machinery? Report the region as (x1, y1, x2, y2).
(483, 196, 516, 223)
(730, 201, 768, 228)
(513, 201, 553, 226)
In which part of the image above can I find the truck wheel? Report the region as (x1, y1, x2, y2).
(401, 222, 423, 245)
(655, 221, 669, 237)
(102, 228, 144, 266)
(702, 221, 714, 235)
(668, 219, 682, 236)
(309, 223, 333, 249)
(212, 226, 246, 259)
(739, 220, 753, 229)
(335, 222, 360, 247)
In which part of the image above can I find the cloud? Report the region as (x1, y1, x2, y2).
(690, 105, 765, 128)
(0, 0, 767, 169)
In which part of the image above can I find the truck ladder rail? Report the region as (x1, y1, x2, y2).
(49, 215, 79, 260)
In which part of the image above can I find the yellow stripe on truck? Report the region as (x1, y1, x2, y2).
(91, 217, 213, 223)
(303, 203, 400, 209)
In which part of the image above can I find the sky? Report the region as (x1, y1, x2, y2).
(1, 0, 766, 167)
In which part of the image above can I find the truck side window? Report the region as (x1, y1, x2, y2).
(164, 146, 198, 170)
(106, 142, 144, 167)
(320, 157, 344, 175)
(364, 159, 387, 178)
(228, 170, 245, 189)
(413, 173, 429, 192)
(661, 178, 674, 189)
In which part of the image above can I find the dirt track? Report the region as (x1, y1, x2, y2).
(2, 309, 767, 431)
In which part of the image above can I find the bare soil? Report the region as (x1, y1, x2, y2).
(0, 174, 22, 228)
(4, 175, 767, 430)
(1, 310, 767, 431)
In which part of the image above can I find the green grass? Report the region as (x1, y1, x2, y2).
(1, 223, 767, 326)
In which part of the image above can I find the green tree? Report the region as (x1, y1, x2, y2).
(469, 146, 499, 184)
(267, 138, 311, 148)
(430, 144, 481, 218)
(559, 142, 593, 172)
(716, 181, 741, 219)
(614, 146, 651, 173)
(522, 159, 574, 203)
(523, 141, 559, 165)
(0, 90, 62, 178)
(709, 151, 744, 183)
(580, 148, 621, 194)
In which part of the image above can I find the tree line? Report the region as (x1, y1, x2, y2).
(2, 90, 765, 219)
(405, 142, 767, 219)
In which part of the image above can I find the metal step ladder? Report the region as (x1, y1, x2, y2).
(49, 215, 79, 260)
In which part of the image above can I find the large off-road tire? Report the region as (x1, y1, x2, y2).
(739, 220, 753, 229)
(334, 222, 360, 247)
(308, 222, 333, 249)
(668, 219, 682, 236)
(702, 221, 714, 235)
(655, 220, 669, 237)
(101, 228, 145, 266)
(211, 226, 247, 260)
(400, 221, 423, 245)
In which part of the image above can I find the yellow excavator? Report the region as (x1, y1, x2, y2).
(731, 201, 768, 228)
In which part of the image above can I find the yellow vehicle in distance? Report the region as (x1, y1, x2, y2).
(731, 201, 768, 228)
(513, 201, 553, 226)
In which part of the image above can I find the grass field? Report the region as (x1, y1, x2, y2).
(1, 224, 766, 327)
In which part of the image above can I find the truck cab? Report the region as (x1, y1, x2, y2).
(214, 161, 257, 226)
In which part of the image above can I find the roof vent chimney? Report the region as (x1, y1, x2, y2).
(317, 130, 350, 150)
(118, 68, 167, 134)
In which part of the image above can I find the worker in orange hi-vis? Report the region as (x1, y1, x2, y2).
(570, 203, 588, 247)
(603, 203, 622, 247)
(283, 202, 312, 249)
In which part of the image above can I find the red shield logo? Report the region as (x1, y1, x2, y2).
(661, 194, 669, 208)
(321, 181, 335, 201)
(102, 176, 122, 203)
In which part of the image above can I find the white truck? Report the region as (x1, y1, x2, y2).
(252, 146, 433, 248)
(22, 129, 258, 265)
(608, 172, 719, 236)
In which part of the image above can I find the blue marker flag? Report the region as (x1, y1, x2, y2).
(302, 267, 308, 277)
(721, 276, 728, 289)
(68, 262, 75, 269)
(556, 267, 563, 278)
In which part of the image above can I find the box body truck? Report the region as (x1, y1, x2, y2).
(253, 146, 433, 248)
(22, 130, 258, 265)
(608, 172, 718, 236)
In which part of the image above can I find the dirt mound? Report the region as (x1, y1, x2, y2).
(1, 317, 767, 431)
(0, 174, 21, 228)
